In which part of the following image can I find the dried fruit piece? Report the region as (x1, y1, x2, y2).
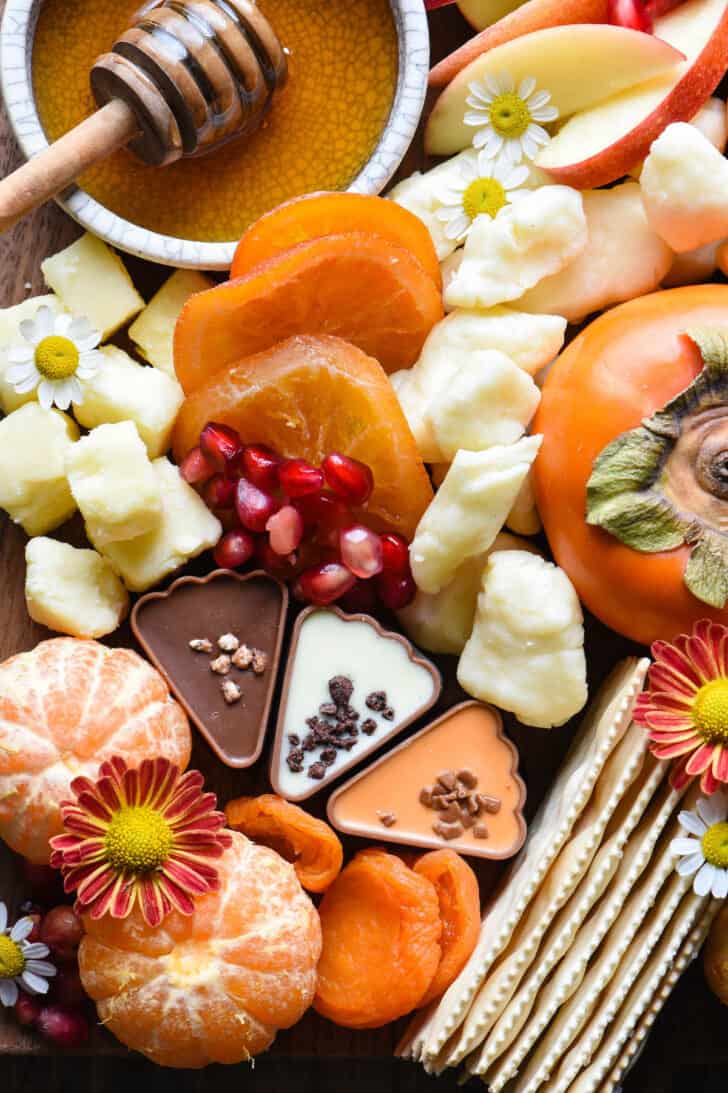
(413, 849, 481, 1007)
(314, 848, 442, 1028)
(225, 794, 343, 893)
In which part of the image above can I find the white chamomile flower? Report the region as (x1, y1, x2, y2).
(671, 791, 728, 899)
(436, 154, 531, 242)
(464, 72, 559, 164)
(0, 901, 56, 1007)
(6, 306, 103, 412)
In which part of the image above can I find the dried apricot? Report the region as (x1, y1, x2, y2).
(413, 850, 481, 1007)
(231, 192, 442, 288)
(174, 233, 444, 393)
(314, 848, 442, 1028)
(225, 794, 343, 893)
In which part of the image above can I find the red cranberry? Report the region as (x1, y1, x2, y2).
(376, 571, 417, 610)
(39, 906, 83, 963)
(51, 966, 86, 1007)
(295, 563, 356, 606)
(203, 473, 236, 510)
(340, 525, 384, 579)
(15, 992, 42, 1027)
(279, 458, 324, 498)
(380, 533, 411, 576)
(213, 528, 256, 569)
(199, 422, 243, 468)
(338, 579, 379, 614)
(241, 444, 281, 491)
(322, 452, 374, 506)
(266, 505, 304, 555)
(36, 1005, 90, 1049)
(607, 0, 653, 31)
(235, 477, 280, 533)
(179, 446, 216, 485)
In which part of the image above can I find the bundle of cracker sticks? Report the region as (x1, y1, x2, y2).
(399, 658, 721, 1091)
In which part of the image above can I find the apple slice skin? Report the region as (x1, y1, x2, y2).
(431, 0, 610, 87)
(458, 0, 525, 31)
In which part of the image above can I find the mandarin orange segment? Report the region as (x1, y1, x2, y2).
(413, 850, 481, 1007)
(172, 334, 433, 541)
(226, 794, 343, 893)
(174, 233, 444, 393)
(313, 847, 442, 1029)
(231, 192, 442, 288)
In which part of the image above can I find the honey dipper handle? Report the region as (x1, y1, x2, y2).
(0, 99, 139, 233)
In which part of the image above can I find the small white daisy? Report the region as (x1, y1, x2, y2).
(436, 154, 531, 242)
(0, 901, 56, 1007)
(464, 72, 559, 164)
(671, 791, 728, 899)
(5, 306, 103, 411)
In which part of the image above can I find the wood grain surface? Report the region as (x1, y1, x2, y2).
(0, 3, 726, 1087)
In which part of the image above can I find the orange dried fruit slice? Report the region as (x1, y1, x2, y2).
(230, 192, 442, 288)
(313, 848, 442, 1029)
(172, 334, 433, 541)
(174, 232, 444, 393)
(225, 794, 343, 893)
(413, 849, 481, 1007)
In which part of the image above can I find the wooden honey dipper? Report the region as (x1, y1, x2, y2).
(0, 0, 287, 231)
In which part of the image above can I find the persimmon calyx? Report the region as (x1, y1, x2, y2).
(586, 327, 728, 608)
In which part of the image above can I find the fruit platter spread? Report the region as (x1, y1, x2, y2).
(5, 0, 728, 1081)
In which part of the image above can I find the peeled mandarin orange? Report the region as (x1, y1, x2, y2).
(174, 233, 444, 393)
(230, 192, 442, 288)
(79, 831, 322, 1068)
(0, 639, 191, 864)
(172, 335, 433, 541)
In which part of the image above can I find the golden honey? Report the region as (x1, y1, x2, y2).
(33, 0, 398, 242)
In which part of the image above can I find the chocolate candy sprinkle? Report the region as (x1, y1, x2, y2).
(419, 768, 502, 842)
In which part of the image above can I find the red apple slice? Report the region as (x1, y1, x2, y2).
(431, 0, 610, 87)
(538, 0, 728, 187)
(425, 23, 685, 157)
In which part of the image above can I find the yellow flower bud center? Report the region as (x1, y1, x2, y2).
(105, 806, 174, 873)
(0, 935, 25, 979)
(701, 820, 728, 869)
(489, 92, 531, 138)
(462, 177, 508, 223)
(691, 678, 728, 744)
(34, 335, 79, 381)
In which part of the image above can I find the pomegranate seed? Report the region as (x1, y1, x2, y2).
(36, 1005, 90, 1048)
(607, 0, 653, 31)
(376, 571, 416, 610)
(241, 444, 282, 491)
(339, 579, 378, 614)
(380, 533, 411, 576)
(267, 505, 304, 556)
(179, 446, 216, 485)
(235, 477, 280, 532)
(322, 452, 374, 506)
(255, 537, 300, 578)
(203, 473, 236, 510)
(279, 458, 324, 498)
(213, 528, 256, 569)
(15, 992, 42, 1027)
(340, 525, 384, 579)
(199, 422, 243, 468)
(295, 563, 356, 606)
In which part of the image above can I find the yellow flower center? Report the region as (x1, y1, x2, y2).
(488, 92, 531, 138)
(701, 821, 728, 869)
(691, 678, 728, 744)
(105, 806, 174, 873)
(462, 177, 508, 222)
(34, 335, 79, 381)
(0, 935, 25, 979)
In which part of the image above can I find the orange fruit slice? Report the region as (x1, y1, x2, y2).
(174, 233, 444, 393)
(173, 334, 433, 541)
(231, 192, 442, 288)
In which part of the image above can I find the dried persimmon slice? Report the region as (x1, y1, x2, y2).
(413, 849, 481, 1006)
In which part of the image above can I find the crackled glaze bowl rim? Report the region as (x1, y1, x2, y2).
(0, 0, 429, 269)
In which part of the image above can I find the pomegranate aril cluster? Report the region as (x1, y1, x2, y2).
(183, 422, 415, 609)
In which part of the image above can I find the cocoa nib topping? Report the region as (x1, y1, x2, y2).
(329, 675, 353, 706)
(419, 768, 501, 842)
(377, 811, 397, 828)
(365, 691, 387, 712)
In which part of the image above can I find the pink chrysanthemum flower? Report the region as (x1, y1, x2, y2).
(50, 756, 232, 928)
(634, 619, 728, 795)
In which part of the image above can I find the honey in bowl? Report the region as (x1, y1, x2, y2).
(32, 0, 399, 243)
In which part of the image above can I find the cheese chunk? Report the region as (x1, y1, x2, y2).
(0, 295, 67, 413)
(458, 550, 587, 728)
(98, 457, 221, 592)
(445, 186, 587, 310)
(410, 436, 542, 595)
(663, 239, 722, 287)
(41, 233, 143, 339)
(129, 269, 213, 377)
(25, 537, 129, 639)
(0, 404, 78, 535)
(66, 421, 162, 547)
(74, 346, 184, 458)
(388, 151, 480, 261)
(506, 470, 541, 536)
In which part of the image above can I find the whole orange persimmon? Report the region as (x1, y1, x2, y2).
(534, 285, 728, 646)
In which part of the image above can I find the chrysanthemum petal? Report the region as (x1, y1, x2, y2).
(518, 75, 537, 100)
(75, 863, 116, 906)
(10, 917, 34, 942)
(678, 810, 707, 836)
(694, 861, 716, 896)
(712, 869, 728, 899)
(685, 743, 715, 776)
(139, 877, 166, 928)
(158, 874, 196, 916)
(0, 903, 6, 933)
(649, 735, 699, 760)
(0, 980, 18, 1007)
(676, 850, 704, 876)
(650, 640, 703, 689)
(22, 943, 50, 960)
(698, 791, 728, 827)
(671, 836, 701, 856)
(701, 766, 721, 795)
(464, 110, 488, 127)
(713, 745, 728, 784)
(24, 959, 56, 977)
(163, 856, 216, 894)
